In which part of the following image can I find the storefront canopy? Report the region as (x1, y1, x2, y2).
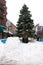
(0, 25, 4, 32)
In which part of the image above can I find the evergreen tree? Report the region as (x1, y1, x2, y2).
(16, 4, 35, 43)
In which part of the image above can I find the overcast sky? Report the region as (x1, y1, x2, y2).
(6, 0, 43, 26)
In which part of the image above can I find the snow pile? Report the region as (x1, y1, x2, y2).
(0, 37, 43, 65)
(0, 41, 5, 62)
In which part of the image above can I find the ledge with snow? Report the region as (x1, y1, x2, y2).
(0, 37, 43, 65)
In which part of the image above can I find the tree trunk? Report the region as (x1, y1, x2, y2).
(22, 37, 28, 43)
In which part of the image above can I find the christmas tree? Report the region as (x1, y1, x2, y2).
(16, 4, 35, 43)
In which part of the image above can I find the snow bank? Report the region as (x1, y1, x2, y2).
(0, 37, 43, 65)
(0, 40, 5, 62)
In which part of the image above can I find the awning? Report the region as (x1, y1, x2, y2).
(0, 25, 4, 32)
(3, 30, 8, 33)
(3, 30, 13, 35)
(8, 31, 13, 34)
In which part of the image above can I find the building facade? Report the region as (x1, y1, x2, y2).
(6, 20, 16, 36)
(0, 0, 7, 27)
(0, 0, 7, 39)
(34, 24, 43, 41)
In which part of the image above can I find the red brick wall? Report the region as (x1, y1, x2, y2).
(0, 0, 7, 27)
(0, 0, 6, 5)
(10, 23, 16, 33)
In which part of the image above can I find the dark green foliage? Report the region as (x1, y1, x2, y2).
(16, 4, 35, 43)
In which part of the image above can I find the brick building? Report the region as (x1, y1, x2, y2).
(6, 20, 16, 36)
(34, 24, 43, 41)
(0, 0, 16, 39)
(0, 0, 7, 27)
(9, 22, 16, 34)
(0, 0, 7, 39)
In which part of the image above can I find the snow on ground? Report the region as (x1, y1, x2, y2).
(0, 37, 43, 65)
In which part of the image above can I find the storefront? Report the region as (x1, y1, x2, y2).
(0, 25, 4, 39)
(37, 30, 43, 41)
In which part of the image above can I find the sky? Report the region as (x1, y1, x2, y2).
(6, 0, 43, 26)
